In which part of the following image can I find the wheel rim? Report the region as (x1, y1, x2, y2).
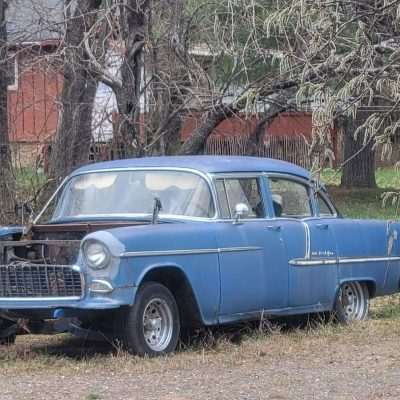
(142, 298, 174, 352)
(339, 282, 367, 321)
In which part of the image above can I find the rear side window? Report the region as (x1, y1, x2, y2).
(215, 178, 265, 219)
(269, 178, 312, 218)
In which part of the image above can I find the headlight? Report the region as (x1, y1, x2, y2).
(83, 240, 110, 270)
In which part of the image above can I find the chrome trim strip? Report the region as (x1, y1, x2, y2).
(73, 265, 86, 300)
(339, 256, 400, 264)
(290, 258, 337, 266)
(290, 256, 400, 266)
(302, 221, 311, 259)
(89, 279, 114, 294)
(121, 246, 263, 258)
(211, 172, 266, 179)
(0, 296, 82, 302)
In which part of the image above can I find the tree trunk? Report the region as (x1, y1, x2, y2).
(248, 103, 289, 156)
(341, 112, 376, 188)
(0, 0, 15, 225)
(114, 0, 149, 157)
(179, 105, 237, 155)
(144, 0, 186, 156)
(49, 0, 100, 184)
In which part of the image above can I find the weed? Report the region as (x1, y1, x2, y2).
(86, 393, 101, 400)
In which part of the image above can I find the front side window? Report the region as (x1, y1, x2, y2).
(52, 170, 215, 221)
(215, 177, 264, 219)
(269, 178, 312, 218)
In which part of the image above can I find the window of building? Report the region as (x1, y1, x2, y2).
(6, 54, 18, 90)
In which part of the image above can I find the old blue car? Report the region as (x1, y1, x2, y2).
(0, 156, 399, 355)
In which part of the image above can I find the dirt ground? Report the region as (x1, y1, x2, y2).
(0, 317, 400, 400)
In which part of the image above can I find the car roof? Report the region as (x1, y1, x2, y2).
(72, 156, 310, 180)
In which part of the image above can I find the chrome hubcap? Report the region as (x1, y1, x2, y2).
(142, 298, 173, 352)
(339, 282, 367, 321)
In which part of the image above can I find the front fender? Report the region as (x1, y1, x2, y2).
(105, 223, 221, 325)
(0, 226, 23, 240)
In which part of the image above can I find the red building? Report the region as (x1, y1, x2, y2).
(7, 44, 63, 167)
(6, 0, 63, 168)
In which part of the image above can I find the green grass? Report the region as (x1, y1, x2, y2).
(321, 167, 400, 189)
(15, 167, 47, 202)
(321, 167, 400, 220)
(86, 394, 101, 400)
(328, 186, 400, 219)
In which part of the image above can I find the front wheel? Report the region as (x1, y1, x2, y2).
(119, 282, 180, 356)
(334, 281, 369, 324)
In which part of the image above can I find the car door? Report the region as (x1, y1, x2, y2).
(267, 176, 338, 309)
(214, 175, 288, 320)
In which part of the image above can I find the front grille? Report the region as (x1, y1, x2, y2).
(0, 263, 83, 299)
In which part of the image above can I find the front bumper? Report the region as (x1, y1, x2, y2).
(0, 286, 137, 310)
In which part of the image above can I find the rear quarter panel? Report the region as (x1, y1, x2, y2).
(329, 219, 400, 297)
(384, 221, 400, 294)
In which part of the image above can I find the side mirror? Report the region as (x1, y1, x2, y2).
(234, 203, 249, 224)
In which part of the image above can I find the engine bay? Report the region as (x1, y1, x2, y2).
(0, 221, 147, 266)
(0, 239, 81, 266)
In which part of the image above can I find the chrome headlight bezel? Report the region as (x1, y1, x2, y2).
(83, 240, 111, 270)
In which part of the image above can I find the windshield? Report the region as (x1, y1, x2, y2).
(51, 170, 215, 221)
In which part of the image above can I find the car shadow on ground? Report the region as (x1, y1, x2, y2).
(2, 313, 333, 361)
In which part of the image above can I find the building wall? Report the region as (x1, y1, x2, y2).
(180, 112, 316, 141)
(7, 48, 62, 168)
(9, 142, 49, 169)
(8, 51, 62, 145)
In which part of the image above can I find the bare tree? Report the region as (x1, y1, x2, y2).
(0, 0, 15, 224)
(49, 0, 101, 183)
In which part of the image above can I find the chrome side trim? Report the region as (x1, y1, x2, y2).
(0, 296, 82, 302)
(290, 256, 400, 266)
(302, 221, 311, 259)
(290, 258, 337, 266)
(121, 246, 263, 258)
(339, 256, 400, 264)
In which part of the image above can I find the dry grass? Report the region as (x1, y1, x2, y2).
(1, 311, 400, 399)
(0, 310, 398, 375)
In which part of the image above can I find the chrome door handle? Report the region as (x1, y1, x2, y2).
(316, 224, 329, 230)
(267, 225, 281, 232)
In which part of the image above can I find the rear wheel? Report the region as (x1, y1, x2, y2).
(119, 282, 180, 356)
(334, 281, 369, 323)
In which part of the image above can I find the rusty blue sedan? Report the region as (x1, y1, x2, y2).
(0, 156, 399, 355)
